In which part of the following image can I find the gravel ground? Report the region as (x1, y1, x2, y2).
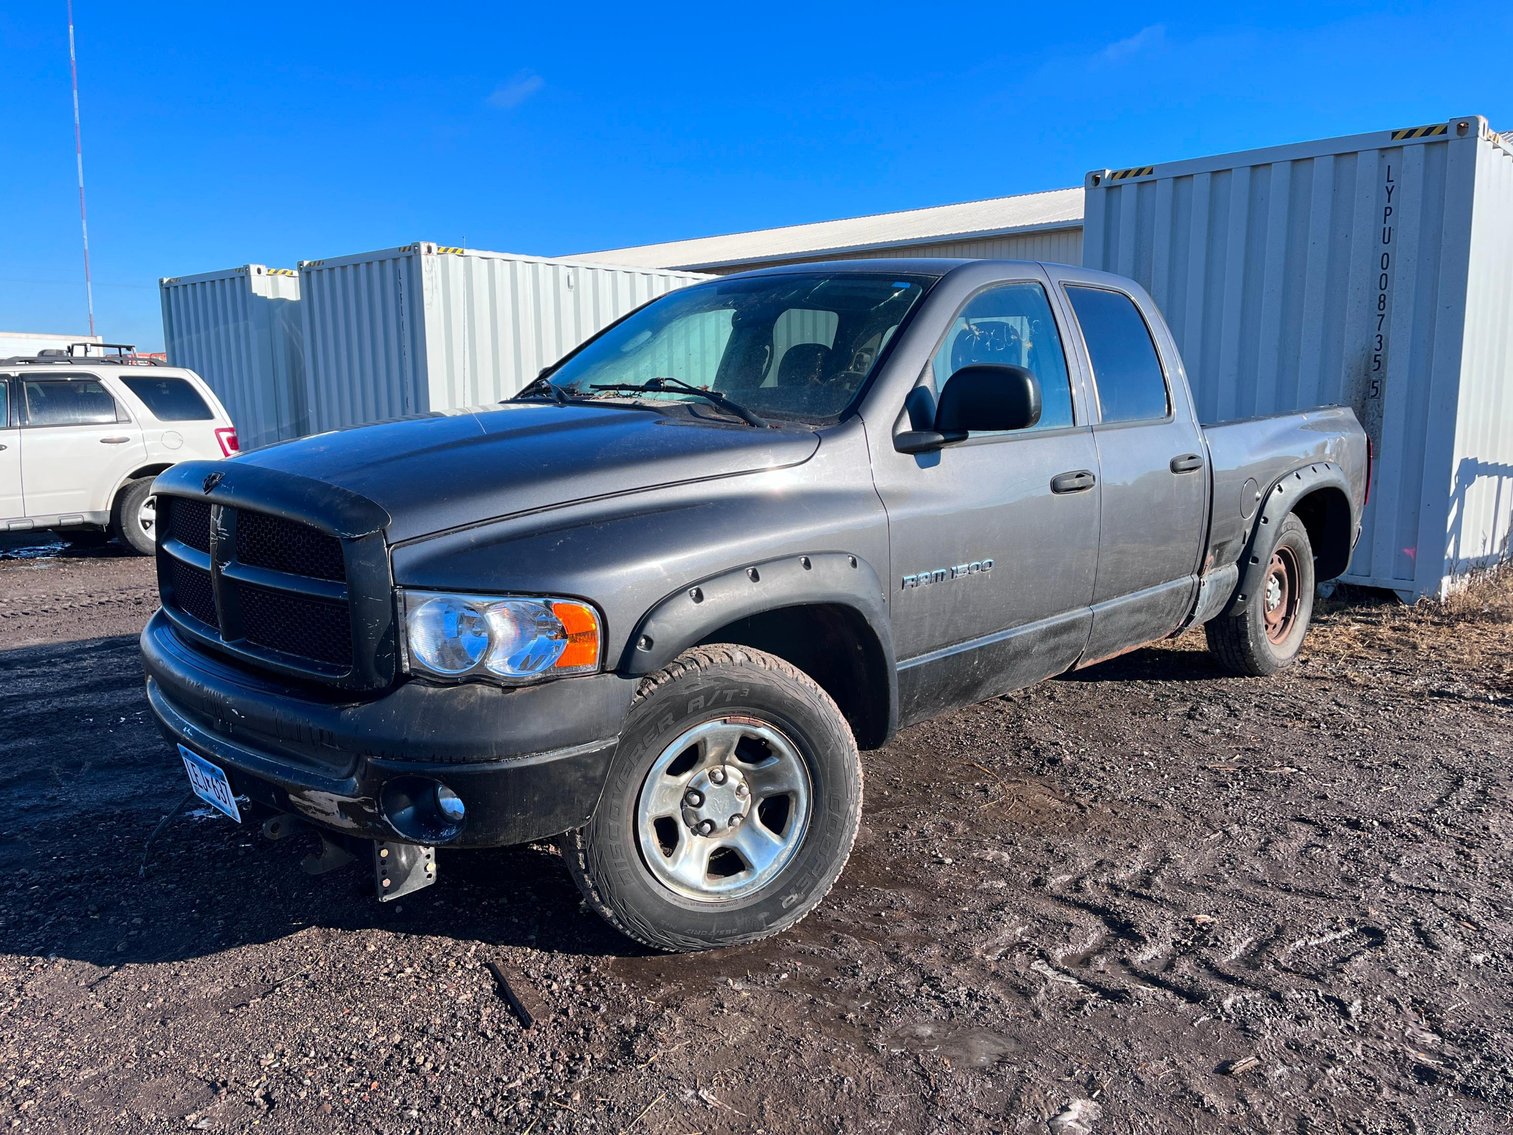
(1, 538, 1510, 1134)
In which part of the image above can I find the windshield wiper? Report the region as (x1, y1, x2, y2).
(589, 377, 769, 428)
(512, 373, 571, 405)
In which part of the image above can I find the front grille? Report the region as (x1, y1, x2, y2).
(164, 497, 212, 554)
(155, 488, 390, 687)
(236, 510, 346, 582)
(164, 556, 216, 627)
(235, 581, 353, 668)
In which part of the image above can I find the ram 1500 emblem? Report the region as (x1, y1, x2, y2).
(901, 560, 994, 589)
(202, 471, 225, 494)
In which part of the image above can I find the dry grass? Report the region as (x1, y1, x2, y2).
(1311, 564, 1513, 695)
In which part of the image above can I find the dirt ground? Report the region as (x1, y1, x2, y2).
(2, 536, 1510, 1134)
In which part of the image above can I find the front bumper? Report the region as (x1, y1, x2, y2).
(140, 610, 634, 848)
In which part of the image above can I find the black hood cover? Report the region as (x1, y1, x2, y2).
(236, 403, 821, 542)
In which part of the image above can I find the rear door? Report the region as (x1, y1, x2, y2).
(113, 372, 229, 460)
(1051, 273, 1208, 663)
(0, 379, 21, 520)
(872, 272, 1101, 723)
(16, 374, 146, 519)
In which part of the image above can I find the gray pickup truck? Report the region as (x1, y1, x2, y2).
(141, 260, 1369, 951)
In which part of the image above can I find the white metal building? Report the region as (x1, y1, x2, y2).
(573, 187, 1085, 273)
(0, 331, 103, 358)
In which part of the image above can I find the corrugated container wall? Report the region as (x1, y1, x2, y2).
(160, 266, 306, 450)
(1084, 116, 1513, 600)
(298, 244, 710, 433)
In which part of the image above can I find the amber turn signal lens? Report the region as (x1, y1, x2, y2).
(551, 601, 601, 670)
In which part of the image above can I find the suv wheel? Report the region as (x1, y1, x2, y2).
(112, 479, 157, 556)
(561, 645, 862, 952)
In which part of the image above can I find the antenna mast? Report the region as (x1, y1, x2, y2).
(67, 0, 96, 337)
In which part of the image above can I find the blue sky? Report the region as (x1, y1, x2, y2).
(3, 1, 1510, 351)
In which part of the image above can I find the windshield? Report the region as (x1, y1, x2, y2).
(527, 272, 933, 424)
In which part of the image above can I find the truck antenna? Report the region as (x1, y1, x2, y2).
(67, 0, 96, 338)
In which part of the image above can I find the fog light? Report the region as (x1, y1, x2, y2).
(380, 777, 466, 843)
(435, 784, 465, 823)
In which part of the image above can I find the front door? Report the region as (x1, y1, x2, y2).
(0, 380, 21, 520)
(16, 375, 145, 519)
(871, 275, 1101, 725)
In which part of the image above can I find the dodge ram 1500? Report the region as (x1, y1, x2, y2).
(142, 260, 1369, 951)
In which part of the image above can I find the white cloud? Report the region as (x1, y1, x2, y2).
(1096, 24, 1167, 64)
(486, 72, 545, 110)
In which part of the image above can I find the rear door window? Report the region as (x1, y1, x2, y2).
(0, 380, 9, 427)
(22, 379, 126, 426)
(1064, 286, 1170, 423)
(119, 376, 215, 421)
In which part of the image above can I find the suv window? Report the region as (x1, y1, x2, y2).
(22, 378, 125, 427)
(0, 380, 8, 427)
(1065, 286, 1170, 424)
(930, 282, 1075, 430)
(119, 375, 214, 421)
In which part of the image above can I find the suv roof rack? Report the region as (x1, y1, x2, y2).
(0, 342, 167, 368)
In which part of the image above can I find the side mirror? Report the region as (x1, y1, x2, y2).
(937, 365, 1041, 433)
(895, 365, 1042, 454)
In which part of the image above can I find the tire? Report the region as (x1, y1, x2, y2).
(111, 479, 157, 556)
(560, 645, 863, 952)
(1206, 512, 1315, 676)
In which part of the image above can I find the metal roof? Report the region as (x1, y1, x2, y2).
(571, 187, 1085, 271)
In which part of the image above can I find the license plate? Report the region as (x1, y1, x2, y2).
(178, 744, 242, 822)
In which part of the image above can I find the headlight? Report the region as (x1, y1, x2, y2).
(401, 591, 602, 684)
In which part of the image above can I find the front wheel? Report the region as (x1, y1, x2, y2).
(111, 479, 157, 556)
(1206, 512, 1316, 676)
(560, 645, 862, 952)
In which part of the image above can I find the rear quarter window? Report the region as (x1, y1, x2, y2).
(119, 376, 215, 421)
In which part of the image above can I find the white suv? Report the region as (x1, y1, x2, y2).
(0, 358, 237, 554)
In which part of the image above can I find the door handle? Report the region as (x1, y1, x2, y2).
(0, 443, 6, 451)
(1050, 469, 1097, 494)
(1170, 453, 1205, 473)
(99, 436, 132, 445)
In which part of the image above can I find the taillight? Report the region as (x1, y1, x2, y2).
(1363, 435, 1373, 506)
(215, 427, 239, 457)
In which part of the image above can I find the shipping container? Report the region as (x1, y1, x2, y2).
(297, 244, 710, 433)
(1084, 115, 1513, 601)
(159, 265, 306, 450)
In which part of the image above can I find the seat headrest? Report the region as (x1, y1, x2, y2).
(777, 343, 831, 387)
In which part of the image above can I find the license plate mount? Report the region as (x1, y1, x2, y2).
(178, 744, 243, 823)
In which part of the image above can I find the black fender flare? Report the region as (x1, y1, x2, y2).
(1224, 460, 1355, 617)
(623, 551, 893, 674)
(621, 552, 897, 736)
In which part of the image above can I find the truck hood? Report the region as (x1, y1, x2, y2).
(237, 403, 822, 543)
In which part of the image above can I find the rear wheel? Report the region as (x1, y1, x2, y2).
(561, 645, 862, 952)
(1206, 512, 1315, 676)
(111, 479, 157, 555)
